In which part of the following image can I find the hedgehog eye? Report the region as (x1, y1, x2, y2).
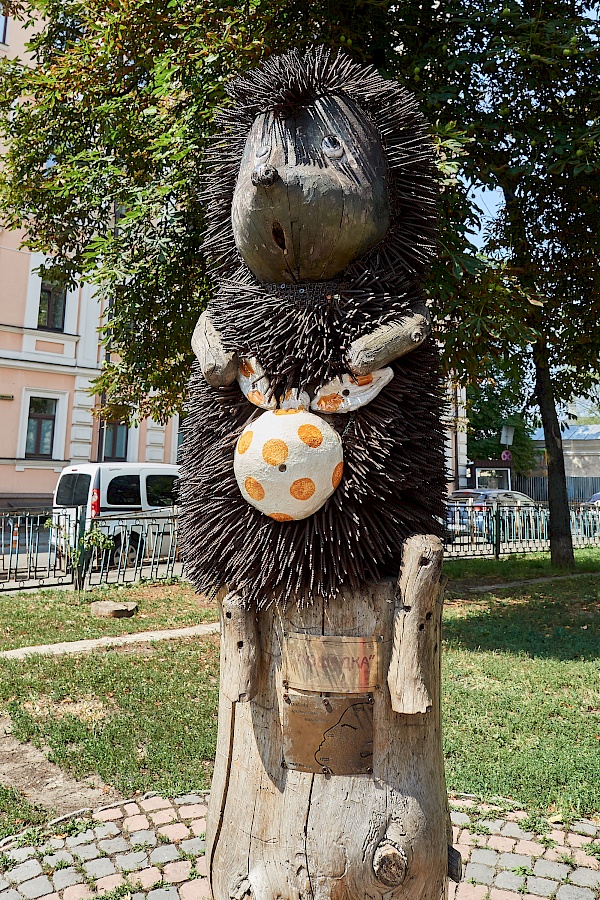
(322, 135, 344, 159)
(256, 144, 270, 160)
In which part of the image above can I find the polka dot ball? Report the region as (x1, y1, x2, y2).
(234, 409, 344, 521)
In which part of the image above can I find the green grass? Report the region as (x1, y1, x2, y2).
(0, 784, 47, 842)
(0, 576, 598, 818)
(443, 546, 600, 586)
(0, 637, 220, 799)
(0, 581, 218, 652)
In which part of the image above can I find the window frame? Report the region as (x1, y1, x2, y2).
(103, 421, 129, 462)
(38, 282, 67, 333)
(25, 397, 57, 459)
(0, 15, 8, 45)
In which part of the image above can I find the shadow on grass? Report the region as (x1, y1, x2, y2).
(443, 582, 600, 660)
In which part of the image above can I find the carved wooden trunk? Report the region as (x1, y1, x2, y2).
(206, 536, 453, 900)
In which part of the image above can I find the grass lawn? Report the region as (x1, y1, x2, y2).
(0, 785, 47, 842)
(444, 546, 600, 586)
(0, 580, 218, 652)
(0, 573, 598, 821)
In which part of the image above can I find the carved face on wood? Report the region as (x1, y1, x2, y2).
(231, 94, 390, 283)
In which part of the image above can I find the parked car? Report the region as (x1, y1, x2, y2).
(587, 492, 600, 505)
(52, 463, 179, 566)
(449, 489, 536, 507)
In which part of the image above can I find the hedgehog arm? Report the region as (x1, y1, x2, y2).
(191, 311, 239, 387)
(346, 305, 431, 377)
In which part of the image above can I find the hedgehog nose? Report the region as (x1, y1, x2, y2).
(251, 164, 279, 186)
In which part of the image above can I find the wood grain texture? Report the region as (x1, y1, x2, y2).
(220, 591, 261, 703)
(207, 563, 451, 899)
(192, 311, 238, 387)
(346, 306, 431, 377)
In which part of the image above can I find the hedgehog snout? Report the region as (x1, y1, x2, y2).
(251, 164, 279, 186)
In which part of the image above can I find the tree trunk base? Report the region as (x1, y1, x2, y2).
(207, 537, 453, 899)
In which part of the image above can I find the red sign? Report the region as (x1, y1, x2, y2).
(501, 450, 512, 461)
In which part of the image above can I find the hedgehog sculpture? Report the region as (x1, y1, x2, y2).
(178, 47, 446, 608)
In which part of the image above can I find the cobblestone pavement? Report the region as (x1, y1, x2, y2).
(0, 794, 598, 900)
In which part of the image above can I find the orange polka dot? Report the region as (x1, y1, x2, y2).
(356, 373, 373, 386)
(262, 439, 289, 466)
(317, 393, 344, 412)
(237, 431, 253, 454)
(270, 512, 294, 522)
(244, 477, 265, 501)
(298, 424, 323, 447)
(247, 389, 264, 405)
(274, 408, 300, 415)
(332, 461, 344, 489)
(290, 478, 316, 501)
(240, 359, 255, 377)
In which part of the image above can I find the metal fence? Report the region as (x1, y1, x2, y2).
(0, 508, 182, 591)
(446, 501, 600, 558)
(1, 502, 600, 590)
(514, 474, 600, 503)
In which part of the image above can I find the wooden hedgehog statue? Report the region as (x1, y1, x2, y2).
(179, 46, 460, 900)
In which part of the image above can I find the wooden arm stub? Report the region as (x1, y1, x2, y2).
(346, 305, 431, 376)
(220, 592, 260, 703)
(192, 311, 239, 388)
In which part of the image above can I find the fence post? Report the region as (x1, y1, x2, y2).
(494, 503, 501, 560)
(74, 507, 87, 591)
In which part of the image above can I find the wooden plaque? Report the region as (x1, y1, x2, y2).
(282, 689, 374, 775)
(282, 632, 383, 693)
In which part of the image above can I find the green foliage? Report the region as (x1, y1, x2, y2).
(0, 785, 47, 843)
(466, 376, 538, 475)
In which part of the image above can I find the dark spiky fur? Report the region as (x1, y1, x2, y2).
(178, 47, 446, 607)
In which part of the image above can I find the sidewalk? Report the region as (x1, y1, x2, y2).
(0, 794, 598, 900)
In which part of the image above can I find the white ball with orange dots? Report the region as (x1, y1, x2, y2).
(234, 409, 344, 521)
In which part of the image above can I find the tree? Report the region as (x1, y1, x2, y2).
(466, 379, 537, 477)
(1, 0, 599, 567)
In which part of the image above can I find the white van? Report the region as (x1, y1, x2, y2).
(52, 463, 179, 566)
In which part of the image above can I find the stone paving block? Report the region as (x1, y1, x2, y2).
(94, 809, 123, 823)
(94, 824, 120, 840)
(177, 806, 207, 821)
(490, 890, 522, 900)
(162, 862, 191, 884)
(556, 886, 595, 900)
(18, 876, 54, 899)
(489, 836, 517, 853)
(456, 884, 488, 900)
(194, 858, 208, 877)
(147, 887, 179, 900)
(131, 893, 145, 900)
(464, 863, 495, 885)
(124, 816, 150, 833)
(502, 823, 534, 840)
(527, 876, 558, 897)
(480, 820, 505, 835)
(569, 869, 600, 889)
(498, 853, 533, 870)
(150, 810, 177, 827)
(123, 804, 140, 817)
(452, 812, 471, 826)
(566, 834, 589, 849)
(62, 886, 93, 900)
(0, 891, 22, 900)
(515, 841, 545, 858)
(71, 845, 100, 862)
(150, 846, 180, 866)
(52, 868, 84, 890)
(130, 830, 158, 848)
(8, 850, 36, 864)
(46, 840, 64, 851)
(83, 858, 116, 879)
(7, 861, 42, 885)
(43, 850, 74, 868)
(140, 798, 173, 813)
(65, 831, 95, 848)
(572, 823, 596, 837)
(172, 796, 205, 806)
(96, 874, 125, 895)
(128, 867, 162, 890)
(471, 848, 498, 866)
(495, 871, 524, 891)
(534, 859, 570, 881)
(157, 825, 189, 843)
(115, 851, 148, 873)
(453, 827, 460, 844)
(0, 880, 9, 893)
(98, 838, 129, 855)
(179, 880, 211, 900)
(544, 847, 571, 863)
(459, 830, 475, 847)
(550, 830, 566, 844)
(573, 850, 599, 870)
(189, 821, 206, 838)
(180, 839, 205, 857)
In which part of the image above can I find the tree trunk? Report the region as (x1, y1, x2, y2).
(207, 536, 456, 900)
(533, 338, 575, 570)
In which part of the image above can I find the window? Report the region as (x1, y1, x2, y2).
(38, 283, 66, 332)
(146, 475, 178, 508)
(25, 397, 57, 458)
(0, 15, 8, 44)
(106, 474, 141, 506)
(55, 473, 91, 507)
(104, 422, 128, 461)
